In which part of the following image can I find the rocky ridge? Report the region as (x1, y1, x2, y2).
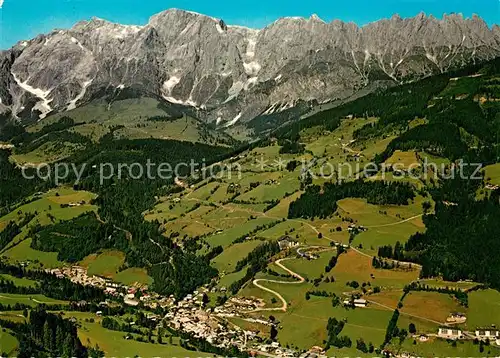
(1, 9, 499, 127)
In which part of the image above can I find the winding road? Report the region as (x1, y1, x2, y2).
(250, 246, 337, 313)
(251, 257, 306, 312)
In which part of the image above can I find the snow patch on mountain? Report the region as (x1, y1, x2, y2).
(225, 112, 242, 127)
(67, 79, 93, 110)
(216, 23, 225, 34)
(162, 75, 181, 95)
(12, 72, 53, 119)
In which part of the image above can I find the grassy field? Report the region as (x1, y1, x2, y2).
(337, 197, 426, 254)
(205, 217, 278, 248)
(282, 250, 336, 280)
(10, 141, 83, 165)
(0, 187, 97, 229)
(0, 274, 37, 287)
(34, 97, 232, 146)
(265, 191, 303, 217)
(236, 244, 420, 351)
(186, 182, 220, 201)
(70, 123, 110, 142)
(216, 270, 247, 290)
(394, 336, 493, 358)
(400, 291, 463, 324)
(337, 197, 425, 224)
(248, 280, 394, 351)
(113, 268, 153, 286)
(0, 312, 27, 323)
(395, 311, 439, 335)
(80, 250, 126, 278)
(0, 293, 67, 307)
(368, 290, 405, 310)
(0, 329, 19, 356)
(235, 172, 300, 203)
(352, 222, 424, 254)
(32, 97, 168, 127)
(384, 150, 419, 168)
(212, 240, 263, 273)
(484, 163, 500, 186)
(0, 188, 98, 268)
(467, 289, 500, 329)
(416, 278, 480, 291)
(334, 250, 419, 289)
(3, 238, 63, 268)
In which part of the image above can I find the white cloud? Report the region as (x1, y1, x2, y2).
(0, 0, 4, 8)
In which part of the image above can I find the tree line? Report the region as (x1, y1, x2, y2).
(0, 308, 103, 358)
(288, 180, 415, 219)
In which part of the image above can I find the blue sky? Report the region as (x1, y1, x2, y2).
(0, 0, 498, 49)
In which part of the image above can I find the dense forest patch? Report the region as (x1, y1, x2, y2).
(288, 180, 415, 219)
(31, 213, 128, 263)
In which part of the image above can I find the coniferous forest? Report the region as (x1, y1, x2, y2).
(288, 180, 415, 219)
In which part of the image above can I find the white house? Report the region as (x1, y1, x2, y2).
(438, 328, 463, 340)
(343, 298, 368, 308)
(447, 312, 467, 324)
(475, 328, 500, 341)
(419, 335, 429, 342)
(353, 299, 368, 308)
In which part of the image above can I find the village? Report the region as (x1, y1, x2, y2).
(46, 265, 335, 357)
(46, 266, 252, 348)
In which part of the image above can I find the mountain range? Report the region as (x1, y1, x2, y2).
(1, 9, 499, 131)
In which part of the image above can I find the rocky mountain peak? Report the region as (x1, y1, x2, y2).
(1, 9, 499, 129)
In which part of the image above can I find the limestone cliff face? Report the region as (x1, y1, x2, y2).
(1, 9, 499, 126)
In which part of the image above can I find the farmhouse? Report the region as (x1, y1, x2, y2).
(438, 328, 463, 340)
(446, 312, 467, 324)
(419, 335, 429, 342)
(278, 236, 298, 250)
(342, 298, 368, 308)
(475, 328, 500, 341)
(353, 298, 368, 308)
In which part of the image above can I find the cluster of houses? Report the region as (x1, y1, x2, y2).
(251, 342, 298, 357)
(48, 267, 111, 290)
(49, 266, 257, 351)
(297, 248, 319, 260)
(166, 292, 251, 349)
(437, 327, 500, 345)
(48, 266, 169, 309)
(347, 224, 367, 233)
(214, 296, 267, 317)
(249, 342, 327, 357)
